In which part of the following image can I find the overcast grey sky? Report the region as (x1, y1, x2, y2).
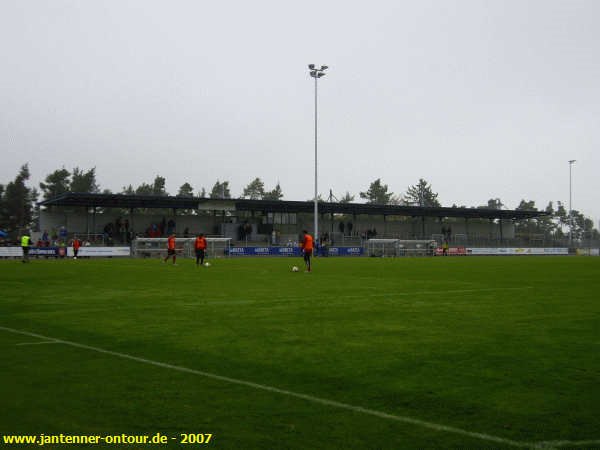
(1, 0, 598, 225)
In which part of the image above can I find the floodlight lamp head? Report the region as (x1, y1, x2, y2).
(317, 72, 325, 78)
(308, 64, 315, 70)
(568, 159, 576, 164)
(310, 71, 317, 77)
(321, 65, 329, 70)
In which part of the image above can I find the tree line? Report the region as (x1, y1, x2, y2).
(0, 164, 598, 241)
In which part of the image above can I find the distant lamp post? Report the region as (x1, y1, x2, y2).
(568, 159, 576, 246)
(308, 64, 328, 245)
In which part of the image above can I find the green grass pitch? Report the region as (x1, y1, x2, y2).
(1, 256, 599, 449)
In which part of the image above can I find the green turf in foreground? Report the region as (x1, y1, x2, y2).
(1, 256, 599, 449)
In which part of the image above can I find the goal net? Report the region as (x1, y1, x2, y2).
(132, 237, 232, 259)
(367, 239, 436, 257)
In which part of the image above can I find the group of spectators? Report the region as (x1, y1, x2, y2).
(0, 226, 87, 249)
(144, 218, 176, 239)
(36, 231, 89, 248)
(103, 217, 133, 244)
(237, 222, 253, 241)
(362, 228, 379, 240)
(34, 227, 72, 248)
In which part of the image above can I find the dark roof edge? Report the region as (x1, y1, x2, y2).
(39, 192, 547, 220)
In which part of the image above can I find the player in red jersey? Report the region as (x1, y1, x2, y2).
(163, 234, 177, 265)
(300, 230, 313, 272)
(194, 233, 207, 266)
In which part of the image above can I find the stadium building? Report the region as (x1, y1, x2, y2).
(39, 192, 547, 249)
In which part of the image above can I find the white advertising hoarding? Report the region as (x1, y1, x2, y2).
(67, 247, 130, 257)
(466, 248, 568, 256)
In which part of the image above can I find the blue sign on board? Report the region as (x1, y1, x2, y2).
(28, 247, 62, 257)
(227, 246, 363, 257)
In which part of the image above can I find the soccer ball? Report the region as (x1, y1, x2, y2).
(292, 266, 299, 272)
(204, 262, 211, 267)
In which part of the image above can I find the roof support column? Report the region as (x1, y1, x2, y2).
(92, 207, 96, 239)
(330, 211, 334, 240)
(85, 206, 90, 237)
(129, 207, 134, 238)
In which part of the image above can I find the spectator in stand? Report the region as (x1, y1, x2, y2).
(59, 226, 68, 242)
(41, 230, 49, 243)
(148, 223, 157, 238)
(115, 217, 122, 237)
(104, 222, 111, 236)
(119, 222, 126, 243)
(167, 219, 176, 235)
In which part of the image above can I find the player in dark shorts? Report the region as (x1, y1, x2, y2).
(300, 230, 314, 272)
(21, 232, 31, 263)
(163, 234, 177, 264)
(72, 236, 81, 259)
(194, 233, 207, 266)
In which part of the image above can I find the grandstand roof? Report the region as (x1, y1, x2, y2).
(40, 192, 546, 221)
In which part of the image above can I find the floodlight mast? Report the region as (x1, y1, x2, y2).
(568, 159, 576, 246)
(308, 64, 328, 247)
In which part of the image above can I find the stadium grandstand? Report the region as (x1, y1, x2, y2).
(35, 192, 562, 252)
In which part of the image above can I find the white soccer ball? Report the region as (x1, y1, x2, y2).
(292, 266, 299, 272)
(204, 262, 211, 267)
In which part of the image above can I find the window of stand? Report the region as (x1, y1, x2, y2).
(266, 212, 297, 225)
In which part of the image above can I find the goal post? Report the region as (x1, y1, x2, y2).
(366, 239, 399, 257)
(132, 237, 231, 259)
(366, 238, 436, 257)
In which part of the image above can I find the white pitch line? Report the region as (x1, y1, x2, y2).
(356, 286, 535, 299)
(16, 341, 60, 346)
(537, 440, 600, 448)
(0, 325, 594, 448)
